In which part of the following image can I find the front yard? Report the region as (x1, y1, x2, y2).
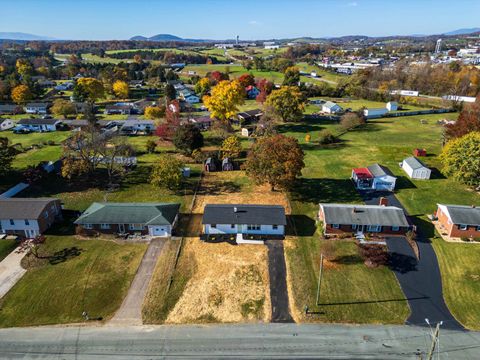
(0, 224, 147, 327)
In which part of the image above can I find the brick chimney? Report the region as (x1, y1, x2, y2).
(379, 197, 388, 206)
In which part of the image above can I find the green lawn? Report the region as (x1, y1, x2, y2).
(0, 228, 147, 327)
(280, 111, 480, 327)
(182, 64, 285, 84)
(0, 240, 17, 262)
(2, 131, 70, 148)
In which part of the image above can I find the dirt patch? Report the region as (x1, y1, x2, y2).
(192, 171, 290, 214)
(165, 238, 271, 323)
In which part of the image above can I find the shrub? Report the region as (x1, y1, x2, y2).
(318, 129, 337, 144)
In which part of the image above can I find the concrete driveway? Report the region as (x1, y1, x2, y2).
(361, 191, 464, 330)
(109, 238, 166, 325)
(0, 248, 26, 299)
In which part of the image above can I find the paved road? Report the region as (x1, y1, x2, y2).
(265, 240, 293, 323)
(109, 238, 166, 325)
(362, 191, 464, 330)
(0, 248, 26, 299)
(0, 323, 478, 359)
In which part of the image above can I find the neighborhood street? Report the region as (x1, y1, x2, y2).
(361, 191, 464, 330)
(0, 323, 478, 359)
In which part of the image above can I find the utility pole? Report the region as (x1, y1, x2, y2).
(426, 321, 441, 360)
(316, 253, 324, 305)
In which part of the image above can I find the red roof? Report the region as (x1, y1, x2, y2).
(353, 167, 373, 179)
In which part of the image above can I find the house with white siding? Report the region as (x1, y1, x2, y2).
(202, 204, 286, 242)
(0, 198, 62, 238)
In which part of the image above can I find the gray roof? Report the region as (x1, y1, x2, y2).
(121, 119, 155, 127)
(440, 204, 480, 226)
(323, 101, 342, 110)
(25, 102, 48, 107)
(403, 156, 428, 170)
(0, 104, 19, 111)
(74, 202, 180, 226)
(367, 163, 395, 178)
(202, 204, 286, 225)
(238, 109, 263, 119)
(0, 198, 60, 220)
(320, 204, 409, 227)
(17, 118, 59, 125)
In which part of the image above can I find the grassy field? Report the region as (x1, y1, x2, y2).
(0, 240, 17, 262)
(182, 64, 285, 84)
(279, 111, 480, 328)
(0, 227, 147, 327)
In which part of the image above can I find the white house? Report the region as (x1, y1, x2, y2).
(386, 101, 398, 111)
(202, 204, 286, 238)
(0, 198, 62, 238)
(352, 164, 397, 192)
(24, 103, 48, 114)
(363, 108, 388, 118)
(322, 101, 343, 114)
(400, 156, 431, 180)
(0, 119, 15, 131)
(120, 119, 156, 135)
(15, 118, 60, 132)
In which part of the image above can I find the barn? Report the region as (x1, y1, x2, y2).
(400, 156, 431, 180)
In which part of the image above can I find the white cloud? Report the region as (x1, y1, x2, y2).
(347, 1, 358, 6)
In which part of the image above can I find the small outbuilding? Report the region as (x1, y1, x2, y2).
(322, 101, 343, 114)
(222, 158, 234, 171)
(205, 158, 217, 172)
(0, 119, 15, 131)
(413, 148, 427, 157)
(386, 101, 398, 111)
(400, 156, 431, 180)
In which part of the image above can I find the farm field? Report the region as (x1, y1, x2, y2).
(0, 227, 147, 328)
(279, 111, 480, 328)
(182, 64, 285, 84)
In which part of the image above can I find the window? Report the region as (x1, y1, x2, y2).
(392, 226, 400, 231)
(9, 219, 14, 225)
(332, 224, 340, 229)
(477, 226, 480, 232)
(25, 219, 30, 225)
(247, 225, 261, 231)
(459, 224, 468, 231)
(231, 224, 235, 229)
(352, 224, 357, 230)
(367, 225, 382, 232)
(272, 225, 278, 230)
(100, 224, 111, 229)
(129, 224, 143, 230)
(84, 224, 93, 229)
(211, 224, 217, 228)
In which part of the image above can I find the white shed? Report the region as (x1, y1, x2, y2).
(400, 156, 431, 180)
(363, 108, 388, 118)
(386, 101, 398, 111)
(0, 119, 15, 131)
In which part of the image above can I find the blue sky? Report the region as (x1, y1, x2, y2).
(2, 0, 479, 40)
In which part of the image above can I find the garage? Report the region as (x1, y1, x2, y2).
(149, 226, 170, 237)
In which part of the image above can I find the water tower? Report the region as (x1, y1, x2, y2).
(435, 38, 442, 53)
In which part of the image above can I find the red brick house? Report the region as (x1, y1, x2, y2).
(318, 203, 411, 237)
(435, 204, 480, 239)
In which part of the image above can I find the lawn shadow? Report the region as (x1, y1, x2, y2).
(174, 213, 202, 237)
(429, 167, 446, 180)
(410, 216, 435, 242)
(197, 180, 241, 195)
(291, 178, 361, 205)
(395, 176, 417, 190)
(48, 246, 82, 265)
(286, 215, 316, 236)
(387, 252, 418, 273)
(331, 254, 364, 265)
(277, 122, 324, 134)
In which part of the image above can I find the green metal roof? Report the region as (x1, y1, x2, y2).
(74, 202, 180, 226)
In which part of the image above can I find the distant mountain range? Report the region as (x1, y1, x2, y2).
(0, 32, 55, 41)
(129, 34, 211, 42)
(442, 27, 480, 36)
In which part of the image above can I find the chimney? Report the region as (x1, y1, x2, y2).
(234, 207, 238, 213)
(379, 197, 388, 207)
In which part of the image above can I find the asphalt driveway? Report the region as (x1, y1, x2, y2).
(361, 191, 464, 330)
(265, 240, 293, 323)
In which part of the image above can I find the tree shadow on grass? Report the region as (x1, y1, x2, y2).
(331, 254, 364, 265)
(197, 181, 241, 195)
(286, 215, 316, 236)
(49, 247, 82, 265)
(410, 216, 435, 242)
(277, 122, 324, 134)
(387, 252, 418, 274)
(291, 178, 360, 205)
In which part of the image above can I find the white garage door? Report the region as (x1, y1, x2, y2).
(151, 226, 168, 237)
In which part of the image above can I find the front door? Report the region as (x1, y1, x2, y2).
(358, 225, 364, 232)
(118, 224, 125, 233)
